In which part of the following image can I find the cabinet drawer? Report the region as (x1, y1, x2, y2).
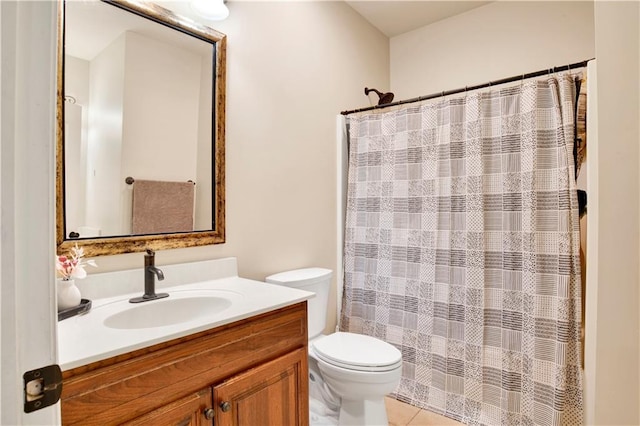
(124, 388, 212, 426)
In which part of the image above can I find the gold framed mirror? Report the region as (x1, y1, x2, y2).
(56, 0, 226, 257)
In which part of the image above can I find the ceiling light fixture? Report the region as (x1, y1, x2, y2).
(190, 0, 229, 21)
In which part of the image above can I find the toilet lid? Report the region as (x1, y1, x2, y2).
(312, 332, 402, 372)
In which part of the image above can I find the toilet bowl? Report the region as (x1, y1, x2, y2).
(311, 332, 402, 425)
(266, 268, 402, 426)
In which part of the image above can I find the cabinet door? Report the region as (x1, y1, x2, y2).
(124, 388, 214, 426)
(214, 348, 309, 426)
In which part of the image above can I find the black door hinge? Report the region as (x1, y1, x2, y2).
(23, 364, 63, 413)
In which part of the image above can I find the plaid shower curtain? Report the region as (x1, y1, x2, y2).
(340, 75, 584, 425)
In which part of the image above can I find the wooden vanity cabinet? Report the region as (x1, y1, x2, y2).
(61, 302, 309, 426)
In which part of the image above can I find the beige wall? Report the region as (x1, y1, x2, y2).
(92, 1, 389, 334)
(591, 2, 639, 424)
(390, 1, 595, 99)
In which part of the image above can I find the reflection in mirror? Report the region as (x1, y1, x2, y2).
(57, 0, 226, 256)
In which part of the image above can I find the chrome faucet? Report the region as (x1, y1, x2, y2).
(129, 249, 169, 303)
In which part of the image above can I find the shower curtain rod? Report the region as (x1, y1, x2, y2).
(340, 58, 594, 116)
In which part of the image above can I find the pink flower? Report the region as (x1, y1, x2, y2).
(55, 244, 97, 280)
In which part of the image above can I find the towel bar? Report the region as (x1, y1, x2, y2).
(125, 177, 195, 185)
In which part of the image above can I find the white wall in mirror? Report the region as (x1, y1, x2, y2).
(195, 53, 214, 231)
(64, 1, 214, 238)
(83, 32, 124, 236)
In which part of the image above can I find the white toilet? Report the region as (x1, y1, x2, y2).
(266, 268, 402, 426)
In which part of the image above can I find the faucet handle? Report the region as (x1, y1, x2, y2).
(144, 249, 156, 268)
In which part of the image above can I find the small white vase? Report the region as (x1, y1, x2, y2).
(57, 279, 81, 311)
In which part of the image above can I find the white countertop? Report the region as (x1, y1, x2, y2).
(58, 275, 313, 371)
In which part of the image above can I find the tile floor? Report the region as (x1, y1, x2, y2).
(385, 397, 464, 426)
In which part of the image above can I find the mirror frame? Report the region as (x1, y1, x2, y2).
(56, 0, 226, 257)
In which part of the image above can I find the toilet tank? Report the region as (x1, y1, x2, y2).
(265, 268, 332, 340)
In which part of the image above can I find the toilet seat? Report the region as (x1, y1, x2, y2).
(312, 332, 402, 372)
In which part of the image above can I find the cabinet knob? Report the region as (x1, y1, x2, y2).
(203, 408, 215, 420)
(219, 401, 231, 412)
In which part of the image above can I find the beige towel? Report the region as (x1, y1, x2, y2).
(132, 180, 195, 234)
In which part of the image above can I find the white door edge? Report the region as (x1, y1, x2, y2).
(1, 1, 59, 424)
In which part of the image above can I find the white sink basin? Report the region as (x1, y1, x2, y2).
(104, 294, 234, 330)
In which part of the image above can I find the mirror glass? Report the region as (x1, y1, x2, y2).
(57, 0, 226, 256)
